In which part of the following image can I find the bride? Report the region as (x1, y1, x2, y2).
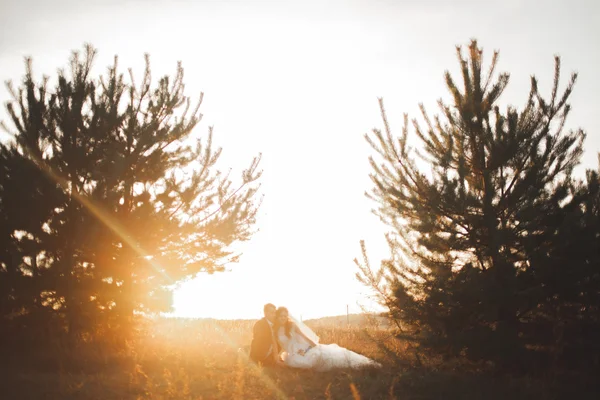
(274, 307, 381, 371)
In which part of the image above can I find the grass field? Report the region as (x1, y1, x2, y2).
(1, 317, 598, 399)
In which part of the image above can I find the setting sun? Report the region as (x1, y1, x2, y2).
(170, 231, 387, 320)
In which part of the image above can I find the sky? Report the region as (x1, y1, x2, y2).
(1, 0, 599, 320)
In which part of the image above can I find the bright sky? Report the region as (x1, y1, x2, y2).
(1, 0, 599, 320)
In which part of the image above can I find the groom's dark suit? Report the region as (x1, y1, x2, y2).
(250, 317, 277, 365)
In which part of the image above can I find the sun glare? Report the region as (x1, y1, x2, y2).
(172, 270, 265, 320)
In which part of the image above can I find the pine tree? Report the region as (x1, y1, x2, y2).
(357, 40, 591, 367)
(528, 159, 600, 369)
(0, 45, 262, 341)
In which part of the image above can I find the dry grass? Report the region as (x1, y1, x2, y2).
(1, 317, 597, 399)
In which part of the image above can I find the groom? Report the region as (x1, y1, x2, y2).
(250, 303, 279, 366)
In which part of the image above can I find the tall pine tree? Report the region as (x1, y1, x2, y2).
(0, 45, 262, 341)
(358, 40, 597, 367)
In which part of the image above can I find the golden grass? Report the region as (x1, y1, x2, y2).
(1, 318, 596, 399)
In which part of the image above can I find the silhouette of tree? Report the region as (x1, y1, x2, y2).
(357, 39, 599, 369)
(0, 45, 262, 341)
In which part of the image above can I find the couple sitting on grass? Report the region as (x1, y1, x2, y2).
(249, 303, 381, 371)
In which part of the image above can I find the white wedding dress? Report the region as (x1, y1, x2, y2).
(276, 320, 381, 371)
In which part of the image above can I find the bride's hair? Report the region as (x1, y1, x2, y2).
(275, 307, 292, 338)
